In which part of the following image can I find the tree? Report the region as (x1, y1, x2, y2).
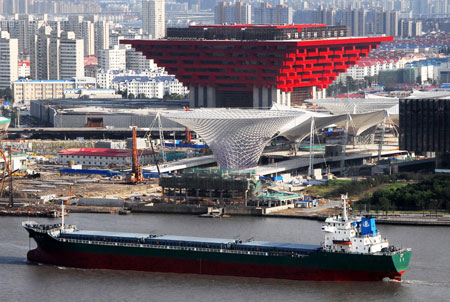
(379, 197, 391, 216)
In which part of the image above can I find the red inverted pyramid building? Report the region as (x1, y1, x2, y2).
(121, 24, 392, 108)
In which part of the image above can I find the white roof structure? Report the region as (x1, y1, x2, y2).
(406, 90, 450, 99)
(165, 109, 300, 169)
(306, 98, 399, 115)
(279, 111, 387, 142)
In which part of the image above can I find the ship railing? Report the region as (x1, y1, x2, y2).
(57, 238, 308, 258)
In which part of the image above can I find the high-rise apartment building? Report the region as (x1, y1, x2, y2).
(400, 19, 423, 37)
(341, 9, 366, 36)
(254, 3, 292, 24)
(318, 9, 336, 26)
(82, 20, 95, 56)
(98, 45, 127, 71)
(94, 20, 109, 54)
(49, 29, 61, 80)
(215, 2, 251, 24)
(0, 31, 18, 89)
(30, 25, 52, 80)
(142, 0, 165, 39)
(59, 31, 84, 79)
(374, 11, 399, 36)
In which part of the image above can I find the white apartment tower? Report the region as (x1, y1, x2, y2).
(0, 31, 18, 89)
(59, 31, 84, 79)
(142, 0, 165, 39)
(98, 45, 127, 71)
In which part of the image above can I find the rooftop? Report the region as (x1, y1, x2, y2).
(15, 79, 75, 83)
(58, 148, 153, 157)
(112, 75, 175, 83)
(166, 24, 348, 41)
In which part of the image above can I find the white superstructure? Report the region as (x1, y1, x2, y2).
(321, 195, 389, 254)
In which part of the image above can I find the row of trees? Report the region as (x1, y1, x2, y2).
(319, 175, 399, 198)
(357, 175, 450, 214)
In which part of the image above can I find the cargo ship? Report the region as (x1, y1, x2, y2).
(23, 198, 411, 281)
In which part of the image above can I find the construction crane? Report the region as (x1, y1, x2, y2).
(0, 148, 12, 200)
(128, 126, 143, 183)
(185, 106, 192, 143)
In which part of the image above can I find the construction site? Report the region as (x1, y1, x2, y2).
(1, 96, 440, 218)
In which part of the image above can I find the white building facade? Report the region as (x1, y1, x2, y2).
(111, 75, 188, 99)
(96, 69, 167, 89)
(98, 45, 127, 71)
(59, 31, 85, 80)
(0, 31, 18, 89)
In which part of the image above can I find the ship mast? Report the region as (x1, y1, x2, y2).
(342, 194, 348, 221)
(61, 202, 65, 232)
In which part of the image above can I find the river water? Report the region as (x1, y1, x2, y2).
(1, 213, 449, 302)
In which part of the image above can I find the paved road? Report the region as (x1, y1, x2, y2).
(297, 200, 341, 213)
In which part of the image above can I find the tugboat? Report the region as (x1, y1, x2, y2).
(23, 195, 411, 281)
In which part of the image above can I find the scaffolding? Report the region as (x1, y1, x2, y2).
(159, 168, 263, 206)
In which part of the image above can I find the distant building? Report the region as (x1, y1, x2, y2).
(111, 75, 187, 98)
(142, 0, 165, 39)
(254, 3, 292, 25)
(215, 1, 251, 24)
(13, 79, 75, 105)
(96, 69, 168, 89)
(60, 31, 85, 79)
(98, 45, 126, 71)
(126, 47, 155, 71)
(340, 9, 366, 36)
(13, 77, 96, 104)
(0, 31, 18, 89)
(30, 98, 186, 128)
(94, 20, 109, 54)
(18, 60, 30, 78)
(374, 10, 399, 36)
(399, 19, 422, 38)
(30, 29, 84, 80)
(63, 88, 122, 99)
(57, 148, 154, 167)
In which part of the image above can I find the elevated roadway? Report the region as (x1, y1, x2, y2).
(7, 127, 185, 140)
(142, 155, 216, 174)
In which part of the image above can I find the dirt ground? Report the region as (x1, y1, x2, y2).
(10, 173, 161, 201)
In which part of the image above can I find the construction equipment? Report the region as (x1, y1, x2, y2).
(0, 148, 11, 199)
(127, 126, 143, 183)
(185, 106, 192, 143)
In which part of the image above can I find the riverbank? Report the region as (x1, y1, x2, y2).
(2, 202, 449, 226)
(265, 212, 450, 226)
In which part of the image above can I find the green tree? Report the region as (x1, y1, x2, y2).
(379, 197, 391, 216)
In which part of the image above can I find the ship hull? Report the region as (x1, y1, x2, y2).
(25, 228, 411, 281)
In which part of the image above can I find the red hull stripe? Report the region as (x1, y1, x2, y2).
(28, 248, 401, 282)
